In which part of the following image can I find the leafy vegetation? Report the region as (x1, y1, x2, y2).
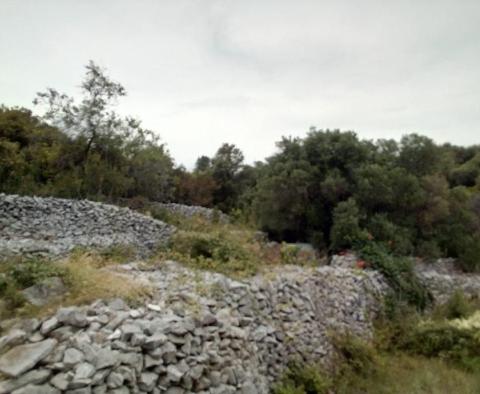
(359, 242, 432, 312)
(152, 214, 318, 278)
(274, 292, 480, 394)
(2, 62, 480, 270)
(0, 251, 148, 321)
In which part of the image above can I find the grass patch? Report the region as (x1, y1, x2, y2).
(152, 215, 319, 278)
(0, 251, 149, 320)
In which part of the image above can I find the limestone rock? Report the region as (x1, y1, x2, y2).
(0, 339, 57, 377)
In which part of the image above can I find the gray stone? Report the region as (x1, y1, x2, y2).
(106, 371, 124, 388)
(139, 372, 158, 391)
(74, 362, 96, 380)
(143, 333, 168, 349)
(108, 298, 128, 311)
(50, 372, 70, 390)
(166, 365, 184, 382)
(241, 382, 259, 394)
(56, 307, 88, 328)
(66, 388, 92, 394)
(0, 369, 51, 394)
(21, 277, 66, 307)
(40, 317, 60, 335)
(0, 329, 26, 352)
(11, 384, 60, 394)
(0, 339, 57, 377)
(165, 388, 185, 394)
(63, 348, 84, 366)
(92, 386, 107, 394)
(95, 348, 118, 369)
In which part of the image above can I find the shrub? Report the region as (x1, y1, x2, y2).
(434, 291, 476, 320)
(161, 230, 258, 277)
(98, 244, 136, 264)
(280, 243, 301, 265)
(332, 333, 378, 378)
(148, 205, 172, 223)
(0, 274, 7, 296)
(458, 236, 480, 273)
(415, 240, 442, 260)
(273, 363, 332, 394)
(400, 322, 480, 371)
(7, 258, 65, 289)
(359, 242, 432, 312)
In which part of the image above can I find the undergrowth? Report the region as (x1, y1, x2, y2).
(359, 242, 433, 313)
(0, 249, 147, 321)
(274, 291, 480, 394)
(152, 214, 319, 277)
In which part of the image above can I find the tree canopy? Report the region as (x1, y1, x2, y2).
(2, 62, 480, 271)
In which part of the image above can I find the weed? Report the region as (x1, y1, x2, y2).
(433, 290, 478, 320)
(273, 363, 332, 394)
(359, 242, 432, 312)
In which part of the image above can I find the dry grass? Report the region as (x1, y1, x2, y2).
(338, 353, 480, 394)
(6, 251, 151, 319)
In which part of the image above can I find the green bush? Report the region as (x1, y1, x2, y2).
(280, 243, 301, 265)
(458, 236, 480, 273)
(161, 230, 257, 277)
(400, 322, 480, 371)
(148, 205, 172, 223)
(415, 240, 442, 260)
(7, 258, 65, 289)
(332, 333, 378, 378)
(0, 274, 7, 296)
(359, 242, 432, 312)
(273, 363, 332, 394)
(98, 244, 136, 263)
(435, 291, 477, 320)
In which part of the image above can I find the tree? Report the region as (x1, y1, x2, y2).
(330, 198, 368, 252)
(195, 155, 211, 173)
(210, 143, 245, 211)
(30, 61, 175, 201)
(398, 134, 443, 177)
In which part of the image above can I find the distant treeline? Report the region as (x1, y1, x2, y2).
(1, 62, 479, 269)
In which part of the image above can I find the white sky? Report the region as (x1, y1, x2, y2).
(1, 0, 479, 167)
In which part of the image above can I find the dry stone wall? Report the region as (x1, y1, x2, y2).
(0, 194, 174, 258)
(330, 252, 480, 302)
(0, 262, 388, 394)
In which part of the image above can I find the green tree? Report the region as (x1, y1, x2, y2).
(330, 198, 368, 252)
(211, 143, 245, 211)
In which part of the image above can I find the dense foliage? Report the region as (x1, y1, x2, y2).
(1, 62, 175, 202)
(1, 62, 480, 270)
(251, 130, 480, 270)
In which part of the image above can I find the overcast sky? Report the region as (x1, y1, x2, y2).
(1, 0, 479, 167)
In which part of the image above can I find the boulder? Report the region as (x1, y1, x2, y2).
(0, 339, 57, 377)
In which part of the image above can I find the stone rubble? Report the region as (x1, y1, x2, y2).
(0, 194, 174, 258)
(0, 261, 388, 394)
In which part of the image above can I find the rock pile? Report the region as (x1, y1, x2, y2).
(154, 204, 229, 224)
(0, 262, 388, 394)
(0, 194, 174, 258)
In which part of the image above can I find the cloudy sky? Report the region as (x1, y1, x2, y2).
(1, 0, 479, 167)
